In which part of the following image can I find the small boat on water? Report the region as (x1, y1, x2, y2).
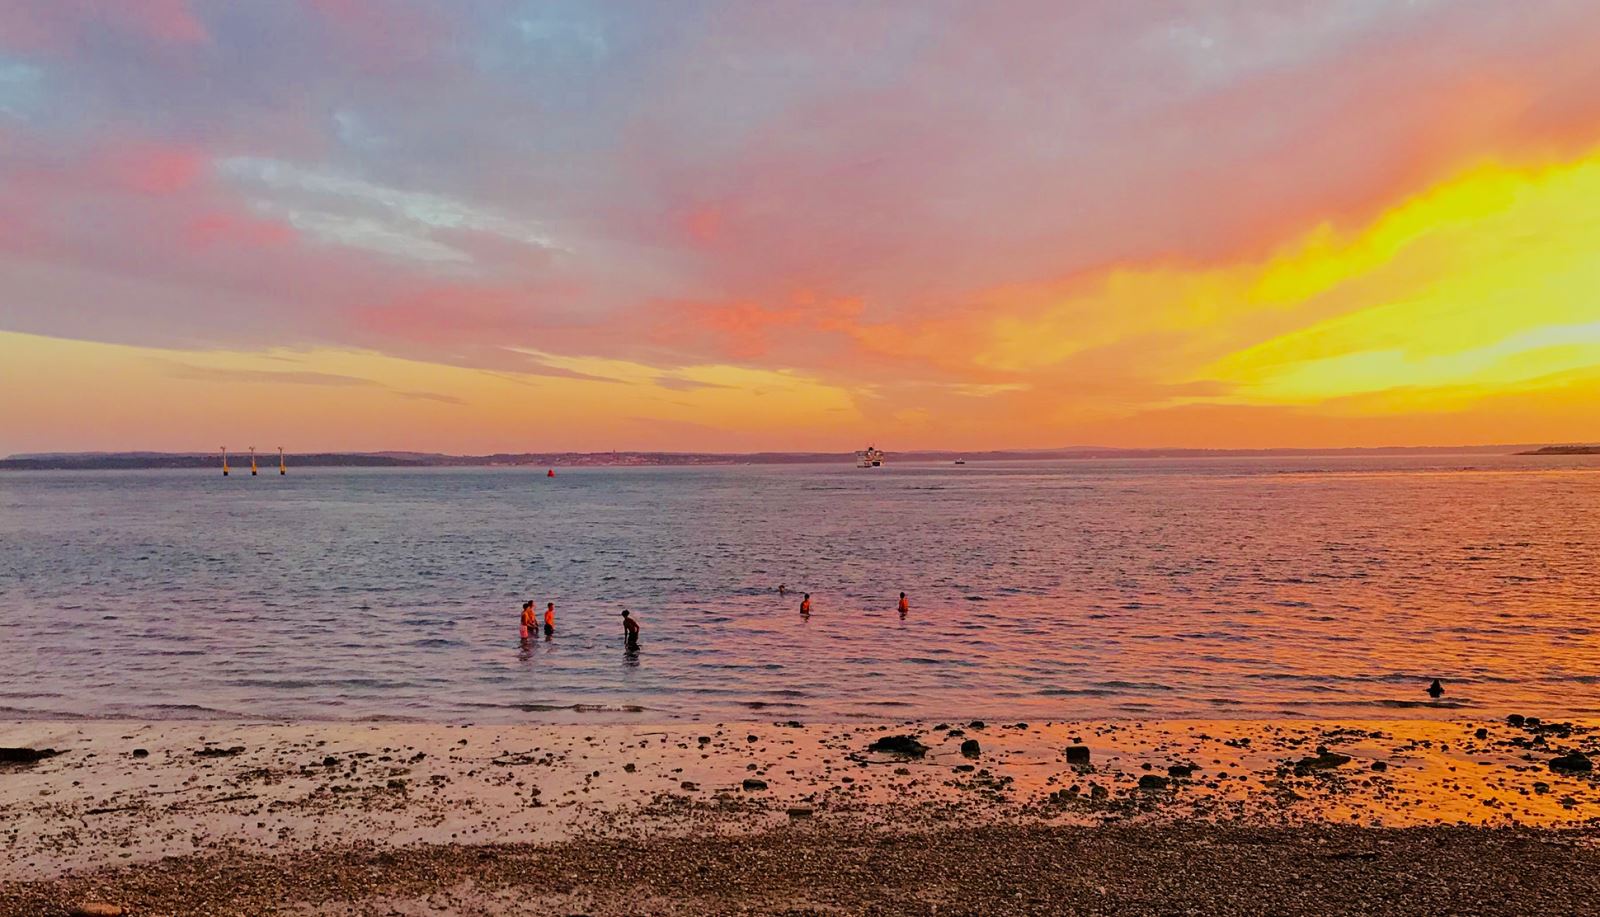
(954, 458, 966, 465)
(856, 445, 885, 468)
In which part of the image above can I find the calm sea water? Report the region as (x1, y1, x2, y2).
(3, 456, 1598, 723)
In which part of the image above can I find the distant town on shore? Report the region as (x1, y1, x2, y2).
(2, 443, 1594, 471)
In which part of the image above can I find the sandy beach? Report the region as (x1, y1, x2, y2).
(5, 715, 1600, 914)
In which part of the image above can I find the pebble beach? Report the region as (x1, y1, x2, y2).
(5, 714, 1600, 914)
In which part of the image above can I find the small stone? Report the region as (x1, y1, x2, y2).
(1065, 746, 1091, 765)
(1089, 783, 1108, 799)
(960, 739, 982, 758)
(968, 720, 986, 729)
(623, 763, 636, 773)
(1507, 714, 1526, 727)
(71, 904, 123, 917)
(787, 806, 814, 818)
(1138, 775, 1170, 790)
(130, 749, 149, 758)
(1533, 782, 1551, 794)
(742, 778, 768, 791)
(680, 781, 699, 791)
(1370, 761, 1389, 772)
(1474, 728, 1488, 740)
(1167, 764, 1195, 778)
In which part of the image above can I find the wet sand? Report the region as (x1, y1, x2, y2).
(4, 716, 1600, 914)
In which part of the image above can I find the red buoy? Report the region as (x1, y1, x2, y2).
(547, 468, 555, 477)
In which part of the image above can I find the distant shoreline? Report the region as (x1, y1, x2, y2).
(0, 443, 1572, 471)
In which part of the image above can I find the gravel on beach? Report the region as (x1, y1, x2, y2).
(7, 716, 1600, 914)
(5, 822, 1600, 916)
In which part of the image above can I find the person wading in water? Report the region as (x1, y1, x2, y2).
(520, 601, 536, 641)
(621, 609, 640, 650)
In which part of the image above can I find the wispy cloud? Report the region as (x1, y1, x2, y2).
(160, 361, 376, 387)
(216, 157, 564, 265)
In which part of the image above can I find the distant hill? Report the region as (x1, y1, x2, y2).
(1517, 444, 1600, 455)
(0, 443, 1552, 471)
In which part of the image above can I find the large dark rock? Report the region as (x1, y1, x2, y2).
(1065, 745, 1091, 765)
(0, 747, 60, 764)
(1549, 752, 1592, 774)
(867, 735, 929, 757)
(1138, 775, 1170, 790)
(1294, 752, 1352, 774)
(193, 746, 245, 758)
(960, 739, 982, 758)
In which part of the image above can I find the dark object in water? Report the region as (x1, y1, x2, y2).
(0, 747, 60, 764)
(1427, 679, 1444, 699)
(867, 735, 929, 757)
(1550, 752, 1592, 774)
(1065, 745, 1091, 765)
(960, 739, 981, 758)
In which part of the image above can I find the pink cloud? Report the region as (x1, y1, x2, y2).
(184, 211, 296, 249)
(0, 1, 208, 51)
(105, 145, 206, 195)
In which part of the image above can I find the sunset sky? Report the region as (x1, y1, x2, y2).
(3, 1, 1600, 454)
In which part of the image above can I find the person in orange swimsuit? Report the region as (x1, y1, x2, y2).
(799, 593, 811, 617)
(543, 602, 555, 637)
(897, 592, 909, 617)
(519, 601, 536, 640)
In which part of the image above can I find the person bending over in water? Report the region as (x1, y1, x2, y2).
(520, 600, 536, 641)
(897, 592, 909, 617)
(543, 602, 556, 637)
(777, 583, 788, 596)
(799, 593, 811, 617)
(621, 609, 640, 649)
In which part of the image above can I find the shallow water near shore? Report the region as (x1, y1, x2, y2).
(2, 455, 1598, 722)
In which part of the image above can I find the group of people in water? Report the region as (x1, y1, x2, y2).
(518, 587, 911, 652)
(519, 599, 640, 649)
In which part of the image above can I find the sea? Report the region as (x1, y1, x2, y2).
(2, 455, 1598, 723)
